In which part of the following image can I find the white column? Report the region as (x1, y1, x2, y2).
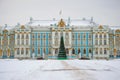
(93, 33, 95, 45)
(52, 32, 55, 45)
(106, 34, 108, 45)
(29, 34, 30, 45)
(24, 34, 26, 45)
(63, 31, 65, 46)
(15, 34, 17, 45)
(20, 34, 21, 45)
(69, 48, 72, 56)
(98, 34, 99, 45)
(102, 48, 104, 57)
(102, 34, 104, 45)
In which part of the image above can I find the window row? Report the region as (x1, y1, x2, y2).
(17, 34, 29, 39)
(95, 34, 107, 38)
(95, 48, 107, 54)
(32, 34, 51, 39)
(95, 40, 107, 45)
(72, 34, 92, 39)
(17, 48, 29, 55)
(17, 40, 29, 45)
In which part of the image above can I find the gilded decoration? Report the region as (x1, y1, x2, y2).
(21, 25, 25, 29)
(98, 25, 103, 29)
(58, 19, 66, 27)
(115, 29, 120, 33)
(3, 29, 8, 33)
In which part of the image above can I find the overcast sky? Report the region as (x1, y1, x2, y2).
(0, 0, 120, 26)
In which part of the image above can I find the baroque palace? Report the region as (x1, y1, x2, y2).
(0, 17, 120, 59)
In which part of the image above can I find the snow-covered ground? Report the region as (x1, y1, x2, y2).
(0, 59, 120, 80)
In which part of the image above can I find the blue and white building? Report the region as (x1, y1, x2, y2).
(0, 17, 120, 59)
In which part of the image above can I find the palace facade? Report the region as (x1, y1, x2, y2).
(0, 18, 120, 59)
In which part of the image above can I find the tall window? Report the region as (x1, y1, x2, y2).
(95, 48, 98, 54)
(17, 48, 19, 55)
(22, 34, 24, 39)
(72, 34, 74, 39)
(104, 40, 106, 45)
(22, 40, 24, 45)
(104, 48, 107, 54)
(104, 34, 106, 38)
(32, 48, 34, 53)
(89, 49, 92, 53)
(26, 34, 29, 39)
(17, 34, 20, 39)
(95, 34, 98, 38)
(83, 34, 86, 39)
(26, 48, 28, 55)
(100, 34, 102, 38)
(38, 34, 40, 39)
(32, 34, 34, 38)
(26, 40, 28, 45)
(100, 39, 102, 45)
(78, 34, 80, 39)
(95, 40, 98, 45)
(21, 48, 24, 55)
(17, 40, 20, 45)
(38, 48, 40, 54)
(89, 34, 91, 39)
(100, 48, 102, 54)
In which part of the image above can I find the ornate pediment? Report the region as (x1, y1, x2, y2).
(98, 25, 103, 29)
(21, 25, 25, 29)
(58, 19, 66, 27)
(115, 29, 120, 33)
(3, 29, 8, 33)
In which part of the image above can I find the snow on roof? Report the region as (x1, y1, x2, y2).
(1, 24, 15, 31)
(27, 18, 96, 27)
(109, 26, 120, 30)
(28, 20, 58, 26)
(70, 20, 94, 26)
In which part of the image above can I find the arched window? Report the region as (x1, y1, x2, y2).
(95, 34, 98, 38)
(84, 48, 86, 54)
(83, 34, 86, 39)
(17, 48, 19, 55)
(104, 40, 106, 45)
(99, 34, 102, 38)
(100, 48, 102, 54)
(89, 34, 91, 38)
(89, 49, 92, 53)
(104, 34, 106, 38)
(26, 40, 28, 45)
(72, 49, 75, 54)
(100, 39, 102, 45)
(95, 48, 98, 54)
(32, 48, 34, 53)
(104, 48, 107, 54)
(38, 34, 40, 38)
(21, 48, 24, 55)
(22, 34, 24, 39)
(26, 48, 28, 55)
(17, 34, 20, 39)
(78, 49, 80, 54)
(22, 40, 24, 45)
(38, 48, 40, 54)
(32, 34, 34, 38)
(26, 34, 29, 39)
